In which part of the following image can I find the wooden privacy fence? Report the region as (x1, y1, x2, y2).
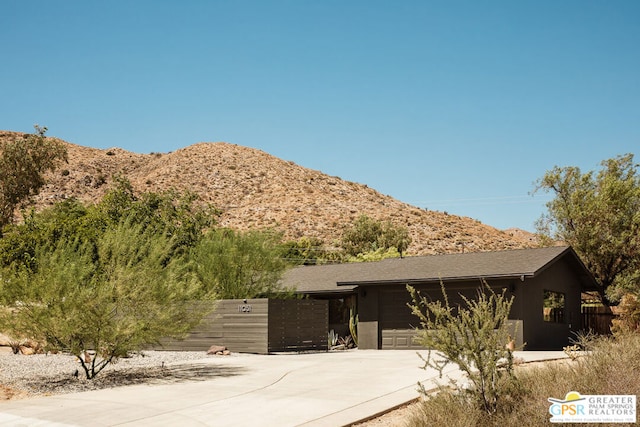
(158, 298, 328, 354)
(581, 305, 616, 335)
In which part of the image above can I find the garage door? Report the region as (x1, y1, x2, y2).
(381, 329, 422, 349)
(379, 289, 423, 349)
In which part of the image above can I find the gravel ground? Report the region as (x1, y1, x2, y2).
(0, 349, 215, 399)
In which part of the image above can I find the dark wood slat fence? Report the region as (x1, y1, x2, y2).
(581, 305, 616, 335)
(158, 299, 328, 354)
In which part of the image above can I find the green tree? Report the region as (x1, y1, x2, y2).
(281, 236, 324, 265)
(408, 282, 516, 415)
(346, 247, 402, 262)
(0, 219, 213, 379)
(0, 180, 220, 380)
(96, 176, 218, 254)
(340, 214, 411, 258)
(0, 198, 92, 271)
(191, 228, 289, 299)
(534, 154, 640, 304)
(0, 180, 217, 272)
(0, 125, 67, 228)
(280, 236, 343, 265)
(379, 220, 411, 256)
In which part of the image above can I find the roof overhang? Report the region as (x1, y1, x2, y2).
(284, 246, 600, 295)
(337, 273, 536, 287)
(295, 287, 357, 296)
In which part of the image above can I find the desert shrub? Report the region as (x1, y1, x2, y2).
(281, 236, 326, 265)
(408, 281, 516, 415)
(346, 247, 401, 262)
(408, 390, 482, 427)
(406, 332, 640, 427)
(191, 228, 289, 299)
(340, 214, 411, 257)
(612, 293, 640, 334)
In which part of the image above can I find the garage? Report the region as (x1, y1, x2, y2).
(284, 246, 599, 351)
(377, 286, 486, 350)
(377, 288, 420, 349)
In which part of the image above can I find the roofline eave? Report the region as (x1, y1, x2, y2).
(336, 273, 536, 287)
(295, 287, 357, 296)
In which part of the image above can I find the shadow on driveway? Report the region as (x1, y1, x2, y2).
(22, 363, 248, 395)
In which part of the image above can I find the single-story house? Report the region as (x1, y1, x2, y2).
(282, 246, 598, 351)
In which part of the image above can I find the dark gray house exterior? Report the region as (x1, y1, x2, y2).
(282, 246, 598, 351)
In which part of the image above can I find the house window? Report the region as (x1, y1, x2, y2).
(543, 290, 565, 323)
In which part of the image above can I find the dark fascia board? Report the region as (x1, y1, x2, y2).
(337, 273, 534, 287)
(294, 287, 357, 295)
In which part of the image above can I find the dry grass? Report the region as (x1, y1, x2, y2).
(406, 333, 640, 427)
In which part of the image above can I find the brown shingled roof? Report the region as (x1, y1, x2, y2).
(283, 246, 597, 294)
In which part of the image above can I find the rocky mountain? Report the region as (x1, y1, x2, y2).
(1, 131, 536, 255)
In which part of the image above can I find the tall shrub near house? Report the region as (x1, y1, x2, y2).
(407, 282, 516, 415)
(191, 228, 289, 299)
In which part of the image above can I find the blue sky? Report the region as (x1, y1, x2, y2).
(2, 1, 639, 232)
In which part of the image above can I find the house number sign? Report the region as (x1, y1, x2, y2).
(238, 304, 252, 313)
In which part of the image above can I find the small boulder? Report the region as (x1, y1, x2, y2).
(19, 346, 35, 355)
(207, 345, 227, 355)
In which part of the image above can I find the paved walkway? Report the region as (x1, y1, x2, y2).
(0, 350, 567, 427)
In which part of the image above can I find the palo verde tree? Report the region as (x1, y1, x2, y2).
(0, 125, 67, 228)
(191, 228, 290, 299)
(0, 218, 214, 379)
(534, 154, 640, 304)
(340, 214, 411, 258)
(0, 181, 218, 379)
(408, 282, 516, 415)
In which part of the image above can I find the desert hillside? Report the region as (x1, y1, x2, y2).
(1, 131, 536, 255)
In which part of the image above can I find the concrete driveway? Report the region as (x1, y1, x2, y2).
(0, 350, 566, 427)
